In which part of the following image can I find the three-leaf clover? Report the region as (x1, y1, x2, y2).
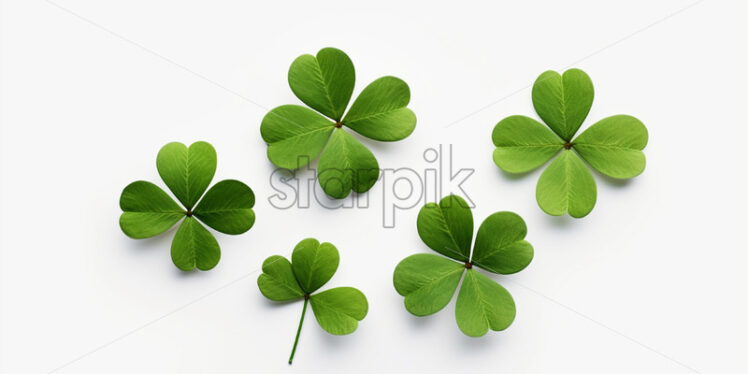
(492, 69, 648, 218)
(258, 238, 368, 364)
(393, 195, 533, 337)
(119, 141, 255, 271)
(261, 47, 417, 199)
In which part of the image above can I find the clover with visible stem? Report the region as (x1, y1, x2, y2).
(492, 68, 648, 218)
(393, 195, 533, 337)
(258, 238, 368, 364)
(119, 141, 255, 271)
(261, 47, 416, 199)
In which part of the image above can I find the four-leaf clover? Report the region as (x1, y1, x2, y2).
(261, 47, 417, 199)
(393, 195, 534, 337)
(492, 69, 648, 218)
(258, 238, 368, 364)
(119, 141, 256, 271)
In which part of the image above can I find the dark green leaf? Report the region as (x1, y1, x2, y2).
(393, 254, 465, 316)
(291, 238, 339, 294)
(455, 270, 516, 337)
(573, 115, 648, 178)
(119, 181, 184, 238)
(532, 69, 594, 141)
(536, 150, 597, 218)
(343, 76, 416, 141)
(492, 115, 564, 173)
(193, 179, 255, 235)
(170, 217, 220, 271)
(288, 47, 355, 121)
(261, 105, 335, 169)
(258, 255, 305, 301)
(310, 287, 368, 335)
(156, 141, 217, 210)
(317, 129, 380, 199)
(416, 195, 473, 262)
(472, 212, 533, 274)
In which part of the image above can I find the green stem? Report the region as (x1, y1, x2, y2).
(288, 296, 309, 364)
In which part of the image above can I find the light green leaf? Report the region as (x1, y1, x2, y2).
(416, 195, 473, 262)
(258, 255, 305, 301)
(343, 76, 416, 141)
(261, 105, 335, 169)
(455, 270, 516, 337)
(288, 47, 355, 121)
(393, 254, 465, 316)
(291, 238, 339, 294)
(317, 129, 380, 199)
(310, 287, 368, 335)
(536, 150, 597, 218)
(573, 115, 648, 179)
(532, 69, 594, 141)
(492, 115, 564, 173)
(472, 212, 533, 274)
(156, 141, 217, 210)
(170, 217, 220, 271)
(193, 179, 255, 235)
(119, 181, 184, 238)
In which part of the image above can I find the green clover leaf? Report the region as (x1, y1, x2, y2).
(261, 47, 417, 199)
(492, 69, 648, 218)
(258, 238, 368, 364)
(119, 141, 255, 271)
(393, 195, 533, 337)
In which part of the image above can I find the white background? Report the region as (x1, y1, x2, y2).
(1, 0, 746, 373)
